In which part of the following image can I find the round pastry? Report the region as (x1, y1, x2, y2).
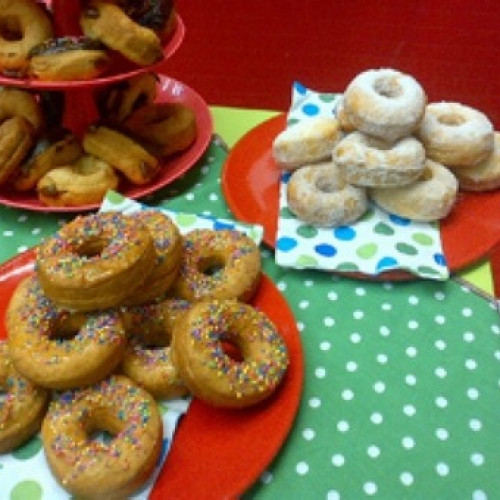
(369, 159, 459, 221)
(0, 340, 50, 453)
(36, 212, 157, 311)
(37, 154, 119, 207)
(173, 229, 262, 303)
(119, 298, 191, 399)
(27, 36, 111, 81)
(82, 124, 160, 185)
(272, 116, 342, 170)
(80, 1, 163, 66)
(123, 210, 183, 305)
(0, 87, 44, 132)
(41, 375, 162, 498)
(342, 68, 427, 142)
(97, 71, 158, 123)
(0, 0, 54, 76)
(171, 299, 289, 408)
(0, 116, 36, 186)
(455, 132, 500, 191)
(13, 128, 83, 191)
(332, 131, 426, 187)
(417, 101, 494, 168)
(286, 162, 368, 227)
(123, 102, 197, 157)
(6, 276, 127, 389)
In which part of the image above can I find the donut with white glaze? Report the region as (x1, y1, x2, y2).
(286, 162, 368, 227)
(342, 68, 427, 143)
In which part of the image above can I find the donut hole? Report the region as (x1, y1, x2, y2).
(0, 16, 23, 42)
(50, 314, 87, 342)
(198, 256, 226, 278)
(373, 76, 403, 99)
(438, 113, 466, 127)
(75, 237, 107, 259)
(316, 174, 343, 193)
(418, 166, 434, 182)
(85, 416, 124, 448)
(220, 337, 244, 362)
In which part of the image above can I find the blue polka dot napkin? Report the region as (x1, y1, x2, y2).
(275, 82, 449, 280)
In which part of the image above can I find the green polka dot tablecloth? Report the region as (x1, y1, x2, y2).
(1, 137, 499, 499)
(275, 83, 448, 280)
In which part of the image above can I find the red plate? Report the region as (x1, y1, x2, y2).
(0, 251, 304, 499)
(0, 76, 213, 212)
(222, 114, 500, 277)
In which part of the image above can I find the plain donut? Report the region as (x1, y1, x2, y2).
(369, 159, 458, 221)
(342, 68, 427, 143)
(286, 162, 368, 227)
(332, 131, 426, 187)
(417, 101, 494, 168)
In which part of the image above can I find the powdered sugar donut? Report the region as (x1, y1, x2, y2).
(286, 162, 368, 227)
(332, 131, 425, 187)
(343, 68, 426, 142)
(455, 132, 500, 191)
(417, 102, 494, 168)
(370, 159, 458, 221)
(272, 117, 341, 170)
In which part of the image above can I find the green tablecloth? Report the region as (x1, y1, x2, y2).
(1, 139, 499, 499)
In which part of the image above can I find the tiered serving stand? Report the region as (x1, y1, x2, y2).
(0, 0, 213, 211)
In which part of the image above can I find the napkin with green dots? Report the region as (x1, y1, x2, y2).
(0, 191, 264, 500)
(275, 82, 449, 280)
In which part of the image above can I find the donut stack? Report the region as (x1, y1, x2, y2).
(0, 74, 197, 207)
(1, 211, 289, 497)
(273, 67, 498, 226)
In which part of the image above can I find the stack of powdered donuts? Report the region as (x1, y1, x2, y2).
(0, 72, 197, 207)
(273, 67, 499, 227)
(1, 211, 289, 498)
(0, 0, 178, 80)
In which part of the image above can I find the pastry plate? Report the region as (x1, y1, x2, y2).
(0, 75, 213, 213)
(222, 114, 500, 279)
(0, 250, 304, 499)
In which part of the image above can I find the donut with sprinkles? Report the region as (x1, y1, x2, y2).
(36, 211, 156, 311)
(6, 275, 127, 390)
(41, 375, 162, 498)
(173, 229, 262, 303)
(119, 298, 191, 398)
(171, 299, 289, 408)
(0, 340, 50, 452)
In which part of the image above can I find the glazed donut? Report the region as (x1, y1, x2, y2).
(37, 154, 119, 207)
(36, 212, 157, 311)
(454, 132, 500, 191)
(342, 68, 427, 142)
(0, 116, 36, 186)
(0, 0, 54, 76)
(6, 275, 127, 389)
(369, 159, 459, 221)
(119, 298, 191, 399)
(0, 340, 49, 453)
(27, 36, 111, 81)
(417, 102, 494, 168)
(272, 116, 342, 170)
(173, 229, 262, 303)
(0, 87, 44, 133)
(80, 1, 163, 66)
(286, 162, 368, 227)
(123, 102, 197, 157)
(332, 131, 426, 187)
(171, 299, 289, 408)
(13, 128, 83, 191)
(41, 375, 162, 498)
(122, 210, 183, 305)
(97, 71, 158, 123)
(83, 124, 160, 184)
